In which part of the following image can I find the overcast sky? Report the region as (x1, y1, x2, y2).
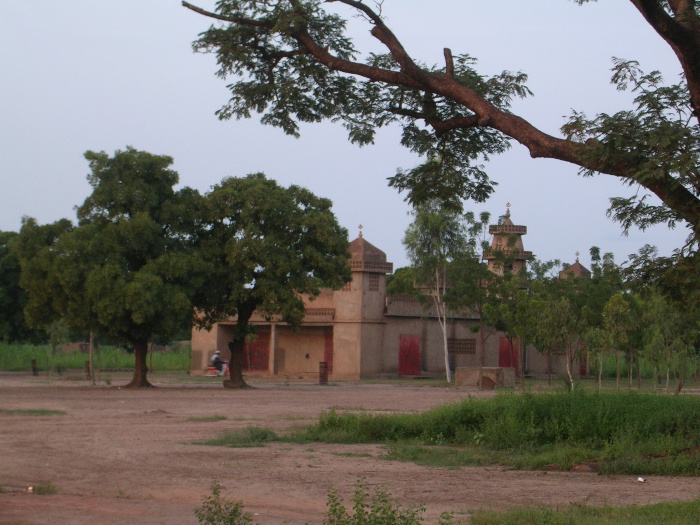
(1, 1, 690, 270)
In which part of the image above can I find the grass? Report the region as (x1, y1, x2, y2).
(33, 481, 57, 495)
(196, 426, 278, 448)
(283, 390, 700, 476)
(470, 499, 700, 525)
(0, 409, 66, 416)
(188, 415, 228, 422)
(0, 342, 191, 372)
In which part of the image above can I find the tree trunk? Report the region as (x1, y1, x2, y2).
(224, 308, 254, 389)
(615, 353, 621, 391)
(519, 338, 525, 392)
(547, 352, 552, 386)
(88, 331, 95, 384)
(565, 346, 574, 391)
(597, 355, 603, 392)
(124, 339, 153, 388)
(477, 319, 485, 390)
(627, 354, 633, 390)
(636, 356, 642, 390)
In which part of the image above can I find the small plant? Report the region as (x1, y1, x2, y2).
(324, 479, 453, 525)
(194, 480, 258, 525)
(198, 426, 277, 448)
(34, 481, 57, 495)
(189, 415, 228, 422)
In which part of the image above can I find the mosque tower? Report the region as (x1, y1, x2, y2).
(482, 204, 532, 275)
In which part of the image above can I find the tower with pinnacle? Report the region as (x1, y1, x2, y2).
(482, 204, 532, 275)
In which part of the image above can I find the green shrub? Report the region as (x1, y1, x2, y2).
(198, 426, 277, 448)
(194, 481, 257, 525)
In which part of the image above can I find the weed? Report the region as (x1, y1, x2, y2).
(324, 479, 453, 524)
(194, 480, 257, 525)
(0, 409, 66, 416)
(189, 415, 228, 422)
(197, 426, 277, 448)
(33, 481, 57, 495)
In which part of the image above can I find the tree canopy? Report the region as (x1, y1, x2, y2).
(195, 173, 350, 387)
(184, 0, 700, 252)
(13, 148, 201, 387)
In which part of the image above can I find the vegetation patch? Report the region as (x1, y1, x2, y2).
(196, 426, 278, 448)
(0, 409, 66, 416)
(470, 499, 700, 525)
(288, 391, 700, 476)
(188, 415, 228, 422)
(33, 481, 57, 495)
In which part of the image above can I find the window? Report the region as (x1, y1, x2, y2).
(448, 338, 476, 354)
(369, 274, 380, 292)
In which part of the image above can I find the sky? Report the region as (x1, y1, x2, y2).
(0, 1, 691, 270)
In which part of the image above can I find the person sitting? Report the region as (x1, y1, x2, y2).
(211, 351, 225, 375)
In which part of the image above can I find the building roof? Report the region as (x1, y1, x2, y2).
(559, 261, 592, 279)
(349, 235, 387, 263)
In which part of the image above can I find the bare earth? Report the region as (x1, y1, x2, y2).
(1, 373, 700, 525)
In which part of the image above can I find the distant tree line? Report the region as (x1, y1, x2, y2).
(395, 202, 700, 392)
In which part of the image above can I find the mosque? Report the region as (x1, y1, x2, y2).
(190, 207, 590, 381)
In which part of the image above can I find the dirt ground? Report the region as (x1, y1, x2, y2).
(2, 373, 700, 525)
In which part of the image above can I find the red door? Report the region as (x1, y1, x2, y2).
(498, 337, 519, 375)
(244, 330, 270, 371)
(399, 335, 421, 376)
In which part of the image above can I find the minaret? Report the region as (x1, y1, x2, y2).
(482, 204, 532, 275)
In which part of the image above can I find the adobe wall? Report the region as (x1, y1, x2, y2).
(275, 326, 326, 376)
(191, 326, 218, 373)
(332, 323, 362, 380)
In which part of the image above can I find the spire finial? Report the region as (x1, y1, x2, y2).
(576, 251, 580, 262)
(505, 202, 511, 218)
(358, 224, 363, 238)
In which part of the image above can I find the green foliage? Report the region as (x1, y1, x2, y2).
(0, 343, 191, 372)
(385, 267, 418, 295)
(562, 58, 699, 237)
(0, 231, 41, 343)
(198, 426, 278, 448)
(194, 481, 257, 525)
(292, 391, 700, 475)
(33, 481, 57, 495)
(196, 173, 350, 329)
(189, 415, 228, 422)
(0, 409, 66, 416)
(470, 499, 700, 525)
(323, 479, 452, 525)
(13, 147, 204, 386)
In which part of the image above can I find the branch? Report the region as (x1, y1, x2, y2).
(181, 1, 273, 28)
(444, 48, 455, 80)
(629, 0, 700, 120)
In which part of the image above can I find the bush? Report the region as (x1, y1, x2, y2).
(194, 481, 257, 525)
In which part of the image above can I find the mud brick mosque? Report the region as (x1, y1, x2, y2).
(191, 207, 591, 381)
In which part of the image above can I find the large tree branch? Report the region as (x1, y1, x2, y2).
(184, 0, 700, 234)
(182, 1, 274, 28)
(629, 0, 700, 120)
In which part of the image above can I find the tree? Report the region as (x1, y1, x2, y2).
(0, 231, 42, 343)
(444, 212, 495, 388)
(14, 148, 201, 388)
(184, 1, 700, 245)
(403, 202, 474, 383)
(385, 266, 418, 295)
(195, 173, 350, 388)
(602, 293, 633, 391)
